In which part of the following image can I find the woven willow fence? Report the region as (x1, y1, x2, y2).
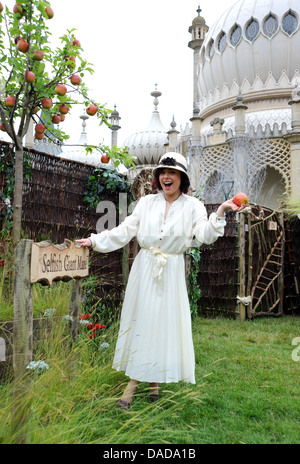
(0, 142, 125, 305)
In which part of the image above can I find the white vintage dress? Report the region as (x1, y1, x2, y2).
(90, 192, 226, 384)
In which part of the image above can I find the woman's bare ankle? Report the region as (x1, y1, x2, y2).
(120, 379, 139, 404)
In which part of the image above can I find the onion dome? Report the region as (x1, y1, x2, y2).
(122, 85, 168, 166)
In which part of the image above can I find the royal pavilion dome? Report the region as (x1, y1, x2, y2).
(198, 0, 300, 135)
(122, 85, 168, 166)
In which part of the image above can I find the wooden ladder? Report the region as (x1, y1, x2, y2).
(250, 231, 283, 315)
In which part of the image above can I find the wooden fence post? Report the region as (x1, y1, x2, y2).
(12, 239, 33, 444)
(237, 213, 246, 321)
(68, 278, 82, 341)
(13, 239, 33, 374)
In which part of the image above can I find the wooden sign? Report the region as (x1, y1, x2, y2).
(30, 239, 89, 285)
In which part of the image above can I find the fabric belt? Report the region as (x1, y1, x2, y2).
(142, 247, 181, 280)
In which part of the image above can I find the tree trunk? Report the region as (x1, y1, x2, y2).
(13, 141, 24, 245)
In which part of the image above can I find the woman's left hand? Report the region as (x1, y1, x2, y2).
(216, 198, 248, 217)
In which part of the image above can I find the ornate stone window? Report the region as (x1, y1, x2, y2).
(245, 18, 260, 42)
(218, 31, 227, 52)
(209, 39, 215, 58)
(282, 11, 298, 36)
(230, 25, 242, 46)
(263, 14, 278, 38)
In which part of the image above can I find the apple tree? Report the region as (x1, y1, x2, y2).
(0, 1, 134, 244)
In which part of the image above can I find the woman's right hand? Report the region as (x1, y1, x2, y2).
(75, 238, 92, 247)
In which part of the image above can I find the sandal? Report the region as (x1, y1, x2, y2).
(149, 393, 159, 403)
(116, 399, 131, 411)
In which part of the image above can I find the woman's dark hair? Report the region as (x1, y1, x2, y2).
(152, 168, 190, 194)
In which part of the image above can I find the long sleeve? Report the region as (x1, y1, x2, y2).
(192, 199, 226, 245)
(90, 197, 143, 253)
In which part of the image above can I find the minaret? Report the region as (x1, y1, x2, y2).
(188, 5, 208, 134)
(109, 105, 121, 148)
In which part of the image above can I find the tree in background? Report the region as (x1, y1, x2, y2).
(0, 1, 134, 244)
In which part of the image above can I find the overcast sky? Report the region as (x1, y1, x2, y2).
(3, 0, 237, 148)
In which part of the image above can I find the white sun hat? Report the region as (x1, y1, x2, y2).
(153, 152, 189, 179)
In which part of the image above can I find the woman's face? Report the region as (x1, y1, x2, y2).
(158, 168, 181, 197)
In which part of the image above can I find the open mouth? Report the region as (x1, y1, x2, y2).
(163, 182, 173, 189)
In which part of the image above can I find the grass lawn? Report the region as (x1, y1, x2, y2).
(0, 311, 299, 444)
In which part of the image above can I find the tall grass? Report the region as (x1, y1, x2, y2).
(0, 277, 299, 444)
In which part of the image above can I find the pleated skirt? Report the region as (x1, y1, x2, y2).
(112, 248, 195, 384)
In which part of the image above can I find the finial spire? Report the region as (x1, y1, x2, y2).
(197, 4, 201, 16)
(151, 84, 162, 111)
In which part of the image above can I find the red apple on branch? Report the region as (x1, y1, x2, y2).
(72, 39, 81, 47)
(42, 98, 52, 109)
(86, 104, 97, 116)
(25, 71, 36, 83)
(5, 96, 15, 107)
(0, 122, 6, 132)
(59, 104, 69, 114)
(0, 3, 4, 14)
(35, 124, 45, 133)
(70, 74, 81, 85)
(56, 84, 67, 96)
(35, 132, 44, 140)
(65, 56, 76, 69)
(52, 114, 61, 124)
(101, 154, 110, 164)
(33, 49, 44, 61)
(60, 114, 65, 122)
(45, 7, 54, 19)
(17, 39, 29, 53)
(13, 3, 24, 17)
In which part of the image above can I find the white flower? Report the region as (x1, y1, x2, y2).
(99, 342, 110, 350)
(44, 308, 56, 318)
(62, 315, 73, 323)
(79, 319, 90, 326)
(26, 360, 49, 372)
(4, 198, 11, 207)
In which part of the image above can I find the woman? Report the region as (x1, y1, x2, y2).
(76, 152, 246, 410)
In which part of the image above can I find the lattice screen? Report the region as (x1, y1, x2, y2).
(188, 137, 291, 201)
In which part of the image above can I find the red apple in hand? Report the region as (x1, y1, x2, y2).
(70, 74, 81, 85)
(86, 104, 97, 116)
(5, 96, 15, 107)
(233, 192, 249, 207)
(101, 154, 110, 164)
(42, 98, 52, 109)
(17, 39, 29, 53)
(33, 49, 44, 61)
(56, 84, 67, 96)
(45, 7, 54, 19)
(25, 71, 35, 83)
